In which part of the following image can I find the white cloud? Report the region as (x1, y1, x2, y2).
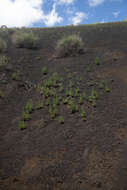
(71, 12, 88, 25)
(88, 0, 105, 6)
(0, 0, 63, 27)
(113, 11, 120, 18)
(42, 3, 63, 26)
(57, 0, 74, 4)
(0, 0, 43, 27)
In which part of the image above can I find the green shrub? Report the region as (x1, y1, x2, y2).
(0, 38, 7, 53)
(12, 30, 39, 49)
(56, 34, 84, 57)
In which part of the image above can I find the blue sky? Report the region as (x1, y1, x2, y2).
(0, 0, 126, 27)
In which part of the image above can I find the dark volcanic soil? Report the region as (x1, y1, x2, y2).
(0, 22, 127, 190)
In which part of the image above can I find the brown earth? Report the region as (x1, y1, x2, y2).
(0, 22, 127, 190)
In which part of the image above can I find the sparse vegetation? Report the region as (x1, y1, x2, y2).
(0, 55, 8, 69)
(56, 34, 84, 57)
(12, 30, 39, 49)
(58, 116, 64, 124)
(19, 120, 27, 130)
(42, 66, 47, 75)
(0, 38, 7, 53)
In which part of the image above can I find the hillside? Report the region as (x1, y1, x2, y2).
(0, 22, 127, 190)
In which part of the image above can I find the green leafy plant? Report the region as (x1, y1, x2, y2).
(79, 96, 83, 105)
(25, 99, 33, 113)
(12, 72, 21, 81)
(42, 66, 47, 75)
(46, 98, 50, 106)
(35, 100, 44, 109)
(95, 57, 100, 65)
(37, 83, 43, 94)
(19, 120, 27, 130)
(75, 88, 80, 97)
(58, 116, 64, 124)
(56, 34, 84, 57)
(22, 111, 31, 121)
(81, 108, 86, 121)
(44, 78, 52, 88)
(63, 98, 68, 104)
(69, 99, 77, 114)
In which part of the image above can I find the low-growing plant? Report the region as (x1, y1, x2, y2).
(82, 92, 87, 100)
(95, 57, 100, 65)
(81, 108, 86, 121)
(46, 98, 50, 106)
(0, 38, 7, 53)
(19, 120, 26, 130)
(63, 98, 68, 104)
(35, 100, 44, 109)
(56, 34, 84, 57)
(98, 82, 103, 89)
(42, 66, 47, 75)
(44, 87, 50, 98)
(79, 96, 83, 105)
(12, 30, 39, 49)
(12, 72, 21, 81)
(69, 80, 73, 88)
(75, 88, 80, 97)
(37, 83, 43, 94)
(22, 111, 31, 121)
(58, 116, 64, 124)
(69, 99, 77, 114)
(44, 78, 52, 87)
(25, 99, 33, 113)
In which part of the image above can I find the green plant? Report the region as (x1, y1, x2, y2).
(35, 100, 44, 109)
(37, 83, 43, 94)
(44, 87, 50, 98)
(12, 72, 21, 81)
(69, 99, 77, 114)
(63, 98, 68, 104)
(82, 92, 87, 100)
(0, 55, 8, 69)
(59, 85, 64, 92)
(58, 116, 64, 124)
(19, 120, 26, 130)
(52, 72, 59, 87)
(42, 66, 47, 75)
(46, 98, 50, 106)
(95, 57, 100, 65)
(81, 109, 86, 121)
(44, 78, 52, 87)
(105, 86, 110, 92)
(49, 105, 57, 119)
(69, 80, 73, 88)
(79, 96, 83, 105)
(56, 34, 84, 57)
(0, 38, 7, 53)
(53, 96, 60, 106)
(25, 99, 33, 113)
(12, 30, 39, 49)
(75, 88, 80, 97)
(22, 111, 31, 121)
(98, 82, 103, 89)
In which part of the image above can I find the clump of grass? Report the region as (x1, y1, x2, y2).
(12, 72, 21, 81)
(58, 116, 64, 124)
(0, 38, 7, 53)
(56, 34, 84, 57)
(42, 66, 47, 75)
(25, 99, 33, 113)
(81, 108, 86, 121)
(12, 30, 39, 49)
(49, 104, 57, 119)
(35, 100, 44, 109)
(95, 57, 100, 65)
(86, 65, 91, 72)
(69, 99, 78, 114)
(19, 120, 27, 130)
(22, 111, 31, 121)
